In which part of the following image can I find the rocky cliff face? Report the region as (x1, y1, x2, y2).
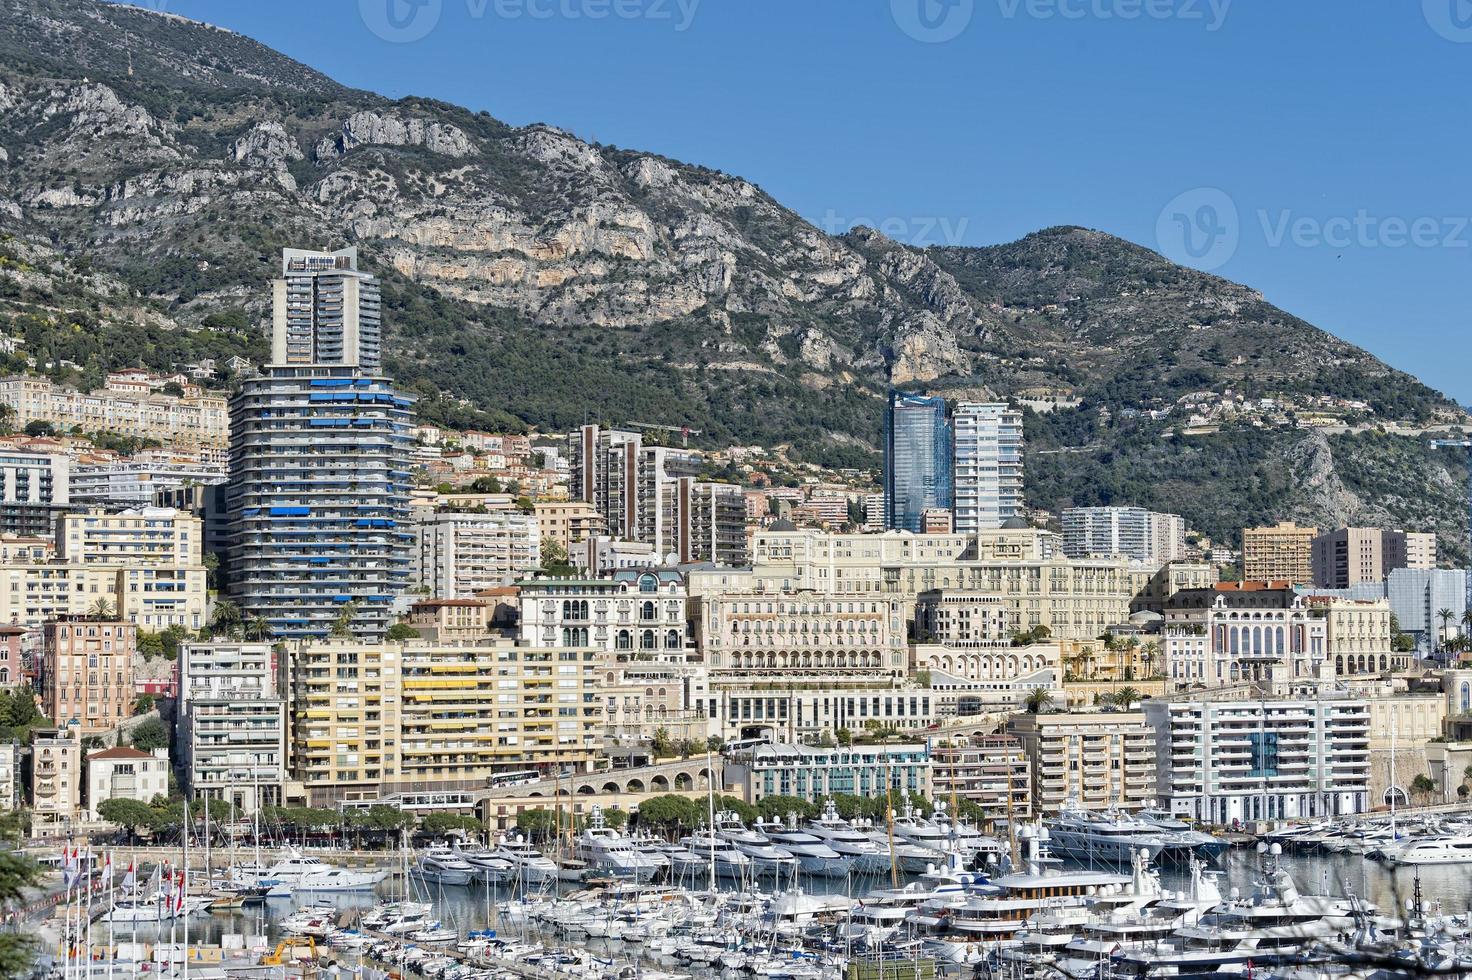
(0, 0, 1466, 556)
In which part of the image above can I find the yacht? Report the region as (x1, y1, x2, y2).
(865, 825, 947, 874)
(575, 805, 664, 881)
(414, 845, 476, 886)
(231, 850, 387, 893)
(668, 828, 753, 880)
(101, 899, 177, 923)
(1384, 835, 1472, 866)
(1044, 805, 1181, 865)
(754, 815, 852, 878)
(1111, 843, 1373, 978)
(451, 840, 516, 883)
(804, 800, 896, 874)
(1133, 806, 1229, 860)
(712, 810, 797, 877)
(489, 834, 559, 884)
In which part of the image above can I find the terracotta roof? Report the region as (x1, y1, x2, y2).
(86, 747, 153, 761)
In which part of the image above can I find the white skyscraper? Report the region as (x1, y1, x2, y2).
(951, 403, 1023, 533)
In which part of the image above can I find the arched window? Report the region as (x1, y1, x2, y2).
(641, 601, 656, 621)
(1461, 681, 1469, 714)
(665, 629, 681, 650)
(639, 574, 657, 593)
(640, 630, 656, 650)
(616, 630, 632, 650)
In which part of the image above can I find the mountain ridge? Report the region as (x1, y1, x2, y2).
(0, 0, 1466, 560)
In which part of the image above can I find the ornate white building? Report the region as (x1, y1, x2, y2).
(518, 569, 687, 652)
(1162, 583, 1328, 689)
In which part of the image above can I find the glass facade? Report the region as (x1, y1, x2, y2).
(883, 392, 952, 532)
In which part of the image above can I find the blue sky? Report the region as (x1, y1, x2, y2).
(142, 0, 1472, 403)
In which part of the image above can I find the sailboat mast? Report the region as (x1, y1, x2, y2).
(886, 760, 897, 889)
(705, 748, 716, 891)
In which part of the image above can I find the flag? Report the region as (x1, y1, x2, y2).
(173, 870, 185, 915)
(99, 853, 113, 888)
(61, 847, 78, 890)
(120, 861, 135, 892)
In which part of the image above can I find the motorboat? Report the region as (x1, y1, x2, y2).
(804, 800, 894, 874)
(451, 840, 516, 883)
(755, 814, 853, 878)
(668, 829, 753, 880)
(489, 834, 559, 883)
(101, 900, 176, 923)
(414, 844, 476, 886)
(712, 810, 797, 877)
(230, 849, 387, 893)
(575, 805, 664, 881)
(1133, 806, 1229, 860)
(1045, 805, 1187, 865)
(1383, 835, 1472, 866)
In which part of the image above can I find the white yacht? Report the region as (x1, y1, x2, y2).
(668, 829, 753, 880)
(414, 845, 476, 886)
(1111, 843, 1373, 978)
(231, 850, 387, 893)
(575, 806, 664, 881)
(1133, 806, 1229, 861)
(804, 800, 895, 874)
(451, 841, 516, 883)
(1384, 835, 1472, 866)
(489, 834, 559, 884)
(1045, 805, 1174, 865)
(101, 899, 177, 923)
(755, 815, 852, 878)
(712, 810, 797, 877)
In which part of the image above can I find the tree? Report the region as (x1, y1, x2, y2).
(421, 813, 483, 836)
(816, 729, 835, 748)
(541, 539, 575, 574)
(132, 693, 156, 716)
(89, 597, 115, 620)
(1411, 773, 1437, 798)
(1024, 689, 1056, 714)
(468, 475, 503, 494)
(650, 727, 674, 760)
(835, 727, 853, 747)
(633, 795, 702, 833)
(0, 851, 41, 977)
(1439, 608, 1455, 652)
(514, 808, 557, 840)
(128, 717, 169, 752)
(1111, 686, 1144, 710)
(330, 601, 358, 638)
(210, 597, 241, 636)
(601, 807, 630, 830)
(243, 616, 273, 643)
(22, 420, 54, 437)
(385, 623, 419, 641)
(202, 551, 220, 590)
(715, 795, 757, 825)
(97, 798, 157, 838)
(755, 795, 818, 823)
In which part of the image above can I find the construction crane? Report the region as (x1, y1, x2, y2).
(624, 421, 702, 448)
(1430, 435, 1472, 587)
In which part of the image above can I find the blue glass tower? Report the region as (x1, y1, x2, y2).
(883, 392, 952, 532)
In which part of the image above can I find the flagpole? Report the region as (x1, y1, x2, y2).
(181, 793, 190, 980)
(83, 849, 93, 980)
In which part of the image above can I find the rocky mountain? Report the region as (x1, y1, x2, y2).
(0, 0, 1467, 561)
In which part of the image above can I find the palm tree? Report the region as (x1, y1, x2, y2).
(330, 601, 358, 638)
(1141, 641, 1162, 678)
(1439, 608, 1456, 653)
(1112, 686, 1143, 710)
(1023, 689, 1055, 715)
(243, 616, 273, 643)
(89, 597, 114, 620)
(210, 597, 241, 636)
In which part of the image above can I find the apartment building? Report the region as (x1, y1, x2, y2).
(884, 392, 952, 532)
(1144, 693, 1371, 823)
(224, 366, 415, 640)
(725, 742, 930, 804)
(31, 729, 82, 833)
(70, 458, 225, 510)
(1306, 595, 1405, 676)
(930, 735, 1031, 825)
(0, 451, 69, 536)
(411, 509, 541, 598)
(517, 569, 687, 653)
(0, 375, 228, 450)
(600, 649, 711, 745)
(86, 747, 169, 820)
(0, 743, 16, 810)
(1311, 527, 1437, 589)
(531, 500, 604, 554)
(39, 618, 136, 735)
(1061, 507, 1186, 566)
(568, 426, 745, 566)
(272, 247, 382, 371)
(177, 641, 287, 812)
(951, 402, 1023, 534)
(1007, 710, 1156, 814)
(1161, 583, 1328, 689)
(288, 636, 603, 806)
(58, 507, 203, 565)
(1242, 522, 1317, 584)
